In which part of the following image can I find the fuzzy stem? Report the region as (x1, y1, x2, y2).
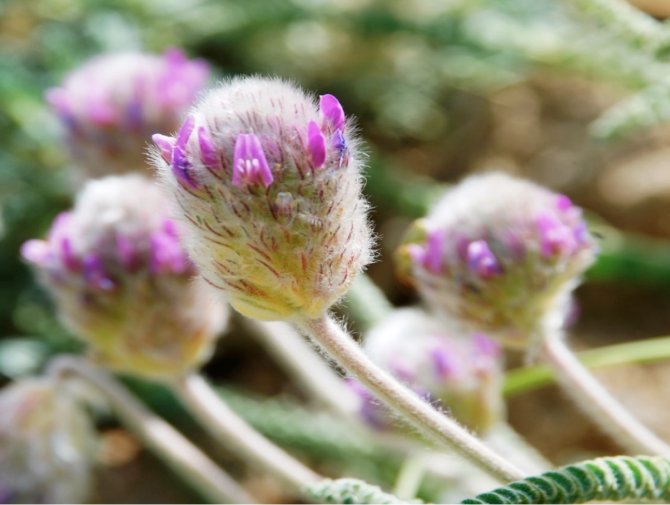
(296, 314, 525, 484)
(241, 317, 359, 416)
(172, 373, 321, 493)
(540, 331, 670, 456)
(46, 355, 253, 504)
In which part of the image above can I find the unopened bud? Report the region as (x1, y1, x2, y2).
(396, 172, 597, 347)
(22, 175, 227, 378)
(152, 77, 373, 321)
(349, 308, 504, 433)
(46, 48, 209, 179)
(0, 378, 98, 503)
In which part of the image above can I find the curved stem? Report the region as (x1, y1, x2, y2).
(540, 332, 670, 456)
(241, 317, 359, 417)
(296, 314, 525, 484)
(46, 355, 254, 504)
(505, 334, 670, 396)
(172, 373, 321, 493)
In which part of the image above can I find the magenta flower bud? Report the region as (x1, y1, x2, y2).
(152, 77, 372, 321)
(46, 48, 209, 180)
(467, 240, 501, 278)
(320, 94, 346, 131)
(22, 175, 227, 379)
(396, 172, 597, 347)
(197, 126, 222, 171)
(354, 308, 504, 433)
(0, 378, 98, 503)
(232, 133, 273, 188)
(307, 120, 326, 168)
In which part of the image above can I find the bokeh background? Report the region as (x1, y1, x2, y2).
(5, 0, 670, 502)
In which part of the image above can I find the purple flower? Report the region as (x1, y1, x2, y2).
(198, 126, 221, 170)
(232, 133, 273, 188)
(410, 229, 445, 274)
(466, 240, 501, 278)
(306, 120, 326, 168)
(320, 94, 346, 131)
(536, 212, 577, 258)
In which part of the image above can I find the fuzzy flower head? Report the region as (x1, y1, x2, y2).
(46, 48, 209, 178)
(152, 77, 373, 321)
(348, 308, 504, 433)
(0, 378, 98, 503)
(396, 172, 597, 348)
(21, 175, 227, 379)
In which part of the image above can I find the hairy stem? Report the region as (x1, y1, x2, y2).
(540, 331, 670, 456)
(172, 373, 321, 493)
(46, 355, 253, 504)
(296, 314, 525, 484)
(505, 334, 670, 396)
(241, 317, 358, 416)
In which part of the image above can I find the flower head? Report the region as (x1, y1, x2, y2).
(351, 308, 504, 433)
(0, 378, 98, 503)
(46, 48, 209, 179)
(152, 77, 373, 321)
(22, 175, 227, 378)
(396, 172, 597, 347)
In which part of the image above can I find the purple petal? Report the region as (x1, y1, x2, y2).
(472, 333, 500, 358)
(59, 237, 80, 272)
(176, 115, 195, 149)
(467, 240, 501, 278)
(116, 234, 136, 270)
(422, 229, 445, 274)
(556, 194, 573, 212)
(20, 240, 51, 266)
(172, 146, 198, 188)
(320, 94, 345, 131)
(431, 345, 457, 379)
(232, 133, 273, 188)
(536, 212, 576, 257)
(152, 134, 175, 163)
(149, 231, 189, 274)
(83, 255, 114, 291)
(198, 126, 221, 170)
(306, 120, 326, 168)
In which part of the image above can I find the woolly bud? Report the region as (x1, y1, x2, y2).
(396, 172, 597, 347)
(152, 77, 373, 321)
(46, 48, 209, 179)
(348, 308, 504, 433)
(21, 175, 227, 378)
(0, 378, 98, 503)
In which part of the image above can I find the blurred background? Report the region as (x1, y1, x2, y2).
(5, 0, 670, 502)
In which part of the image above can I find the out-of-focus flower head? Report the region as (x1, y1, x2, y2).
(396, 172, 597, 348)
(0, 377, 98, 504)
(151, 77, 373, 322)
(348, 308, 504, 434)
(21, 175, 227, 378)
(46, 48, 210, 179)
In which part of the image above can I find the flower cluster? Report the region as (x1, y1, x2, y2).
(152, 77, 373, 321)
(0, 378, 98, 503)
(396, 172, 597, 347)
(348, 308, 504, 433)
(47, 48, 210, 178)
(22, 175, 226, 378)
